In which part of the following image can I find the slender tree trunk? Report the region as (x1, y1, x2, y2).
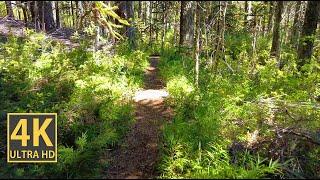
(270, 1, 284, 60)
(138, 1, 142, 19)
(149, 1, 153, 45)
(5, 1, 14, 18)
(126, 1, 135, 49)
(213, 2, 228, 74)
(71, 1, 74, 27)
(244, 1, 252, 29)
(267, 1, 274, 33)
(20, 1, 28, 26)
(297, 1, 320, 70)
(75, 1, 79, 26)
(284, 2, 292, 45)
(161, 2, 167, 52)
(37, 1, 55, 32)
(194, 2, 201, 87)
(262, 1, 268, 35)
(55, 1, 60, 28)
(179, 1, 186, 48)
(290, 1, 302, 48)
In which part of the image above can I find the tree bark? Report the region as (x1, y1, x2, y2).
(179, 1, 194, 49)
(5, 1, 14, 18)
(179, 1, 186, 48)
(21, 1, 28, 26)
(270, 1, 284, 60)
(297, 1, 320, 70)
(37, 1, 55, 32)
(71, 1, 74, 27)
(267, 2, 274, 33)
(126, 1, 135, 49)
(290, 1, 301, 48)
(194, 2, 201, 87)
(244, 1, 252, 29)
(55, 1, 60, 28)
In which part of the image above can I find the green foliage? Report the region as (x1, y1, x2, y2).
(0, 30, 148, 178)
(158, 31, 320, 178)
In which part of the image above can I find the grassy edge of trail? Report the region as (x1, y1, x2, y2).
(0, 33, 150, 178)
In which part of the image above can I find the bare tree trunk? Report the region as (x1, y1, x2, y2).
(213, 1, 228, 74)
(75, 1, 79, 27)
(290, 1, 301, 49)
(161, 2, 167, 52)
(283, 2, 292, 45)
(297, 1, 320, 70)
(262, 1, 268, 36)
(126, 1, 135, 49)
(5, 1, 14, 18)
(267, 1, 274, 33)
(244, 1, 252, 29)
(194, 2, 201, 87)
(37, 1, 55, 32)
(138, 1, 142, 19)
(149, 1, 153, 45)
(179, 1, 186, 48)
(21, 1, 28, 26)
(270, 1, 284, 60)
(55, 1, 60, 28)
(179, 1, 194, 49)
(71, 1, 74, 27)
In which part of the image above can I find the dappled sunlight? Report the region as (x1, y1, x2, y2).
(133, 89, 169, 102)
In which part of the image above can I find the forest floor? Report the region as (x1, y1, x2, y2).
(103, 56, 172, 179)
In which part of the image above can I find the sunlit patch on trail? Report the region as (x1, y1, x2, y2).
(133, 89, 169, 101)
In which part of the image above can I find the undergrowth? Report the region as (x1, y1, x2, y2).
(0, 30, 149, 178)
(158, 31, 320, 179)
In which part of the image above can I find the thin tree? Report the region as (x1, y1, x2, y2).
(37, 1, 55, 32)
(179, 1, 186, 48)
(5, 1, 14, 18)
(270, 1, 284, 60)
(244, 1, 252, 29)
(194, 1, 201, 87)
(297, 1, 320, 70)
(290, 1, 301, 48)
(55, 1, 60, 28)
(126, 1, 135, 49)
(267, 1, 274, 33)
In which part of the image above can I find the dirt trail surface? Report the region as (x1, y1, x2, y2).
(105, 56, 172, 179)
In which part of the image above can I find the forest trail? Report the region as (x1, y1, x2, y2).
(104, 56, 172, 179)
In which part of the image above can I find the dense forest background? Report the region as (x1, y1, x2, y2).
(0, 1, 319, 179)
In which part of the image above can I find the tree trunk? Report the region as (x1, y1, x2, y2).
(126, 1, 135, 49)
(71, 1, 74, 27)
(244, 1, 252, 29)
(267, 2, 274, 33)
(21, 1, 28, 26)
(297, 1, 320, 70)
(179, 1, 194, 49)
(213, 2, 228, 74)
(37, 1, 55, 32)
(290, 1, 301, 48)
(5, 1, 14, 18)
(138, 1, 142, 19)
(194, 2, 201, 87)
(55, 1, 60, 28)
(149, 1, 153, 45)
(270, 1, 284, 60)
(75, 1, 79, 26)
(161, 2, 167, 52)
(179, 1, 186, 48)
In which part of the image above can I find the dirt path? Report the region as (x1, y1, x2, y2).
(105, 56, 172, 179)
